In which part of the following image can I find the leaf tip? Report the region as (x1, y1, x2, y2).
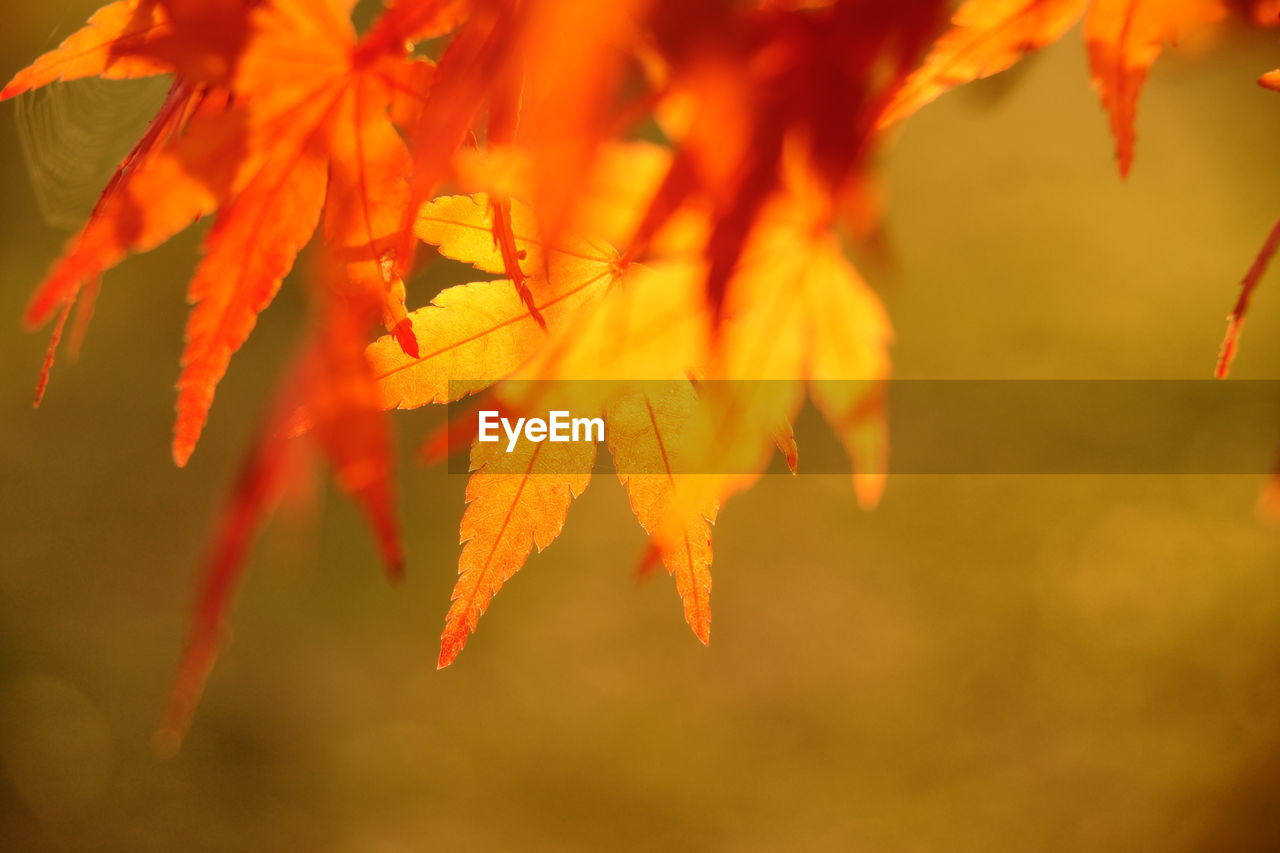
(1215, 320, 1240, 380)
(382, 547, 407, 583)
(172, 411, 203, 467)
(150, 726, 183, 760)
(687, 607, 711, 646)
(32, 367, 53, 410)
(22, 305, 49, 332)
(172, 442, 194, 468)
(782, 442, 799, 475)
(392, 317, 420, 359)
(436, 644, 459, 670)
(437, 625, 466, 669)
(32, 293, 76, 407)
(358, 488, 405, 582)
(854, 472, 886, 510)
(769, 422, 799, 473)
(1115, 146, 1134, 181)
(633, 543, 662, 583)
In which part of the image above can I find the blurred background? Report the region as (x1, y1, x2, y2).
(4, 3, 1280, 851)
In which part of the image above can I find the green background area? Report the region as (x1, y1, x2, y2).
(3, 4, 1280, 851)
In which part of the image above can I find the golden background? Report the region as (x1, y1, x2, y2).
(3, 3, 1280, 850)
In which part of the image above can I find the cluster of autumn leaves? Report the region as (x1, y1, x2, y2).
(4, 0, 1279, 742)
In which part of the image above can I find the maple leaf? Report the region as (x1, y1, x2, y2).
(605, 385, 718, 644)
(159, 267, 405, 748)
(441, 435, 595, 668)
(367, 188, 725, 660)
(626, 0, 949, 328)
(171, 92, 333, 466)
(170, 0, 429, 464)
(155, 372, 306, 753)
(688, 218, 891, 515)
(3, 5, 416, 705)
(879, 0, 1088, 129)
(883, 0, 1231, 176)
(363, 154, 734, 656)
(1251, 0, 1280, 25)
(5, 0, 429, 466)
(365, 136, 891, 663)
(1216, 218, 1280, 379)
(0, 0, 173, 99)
(722, 182, 892, 507)
(1085, 0, 1227, 177)
(305, 263, 406, 578)
(32, 285, 78, 409)
(1217, 66, 1280, 379)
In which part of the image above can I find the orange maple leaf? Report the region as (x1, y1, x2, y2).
(1085, 0, 1226, 177)
(363, 140, 890, 664)
(879, 0, 1088, 129)
(366, 188, 722, 661)
(0, 0, 173, 99)
(5, 0, 428, 466)
(441, 436, 596, 668)
(883, 0, 1230, 177)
